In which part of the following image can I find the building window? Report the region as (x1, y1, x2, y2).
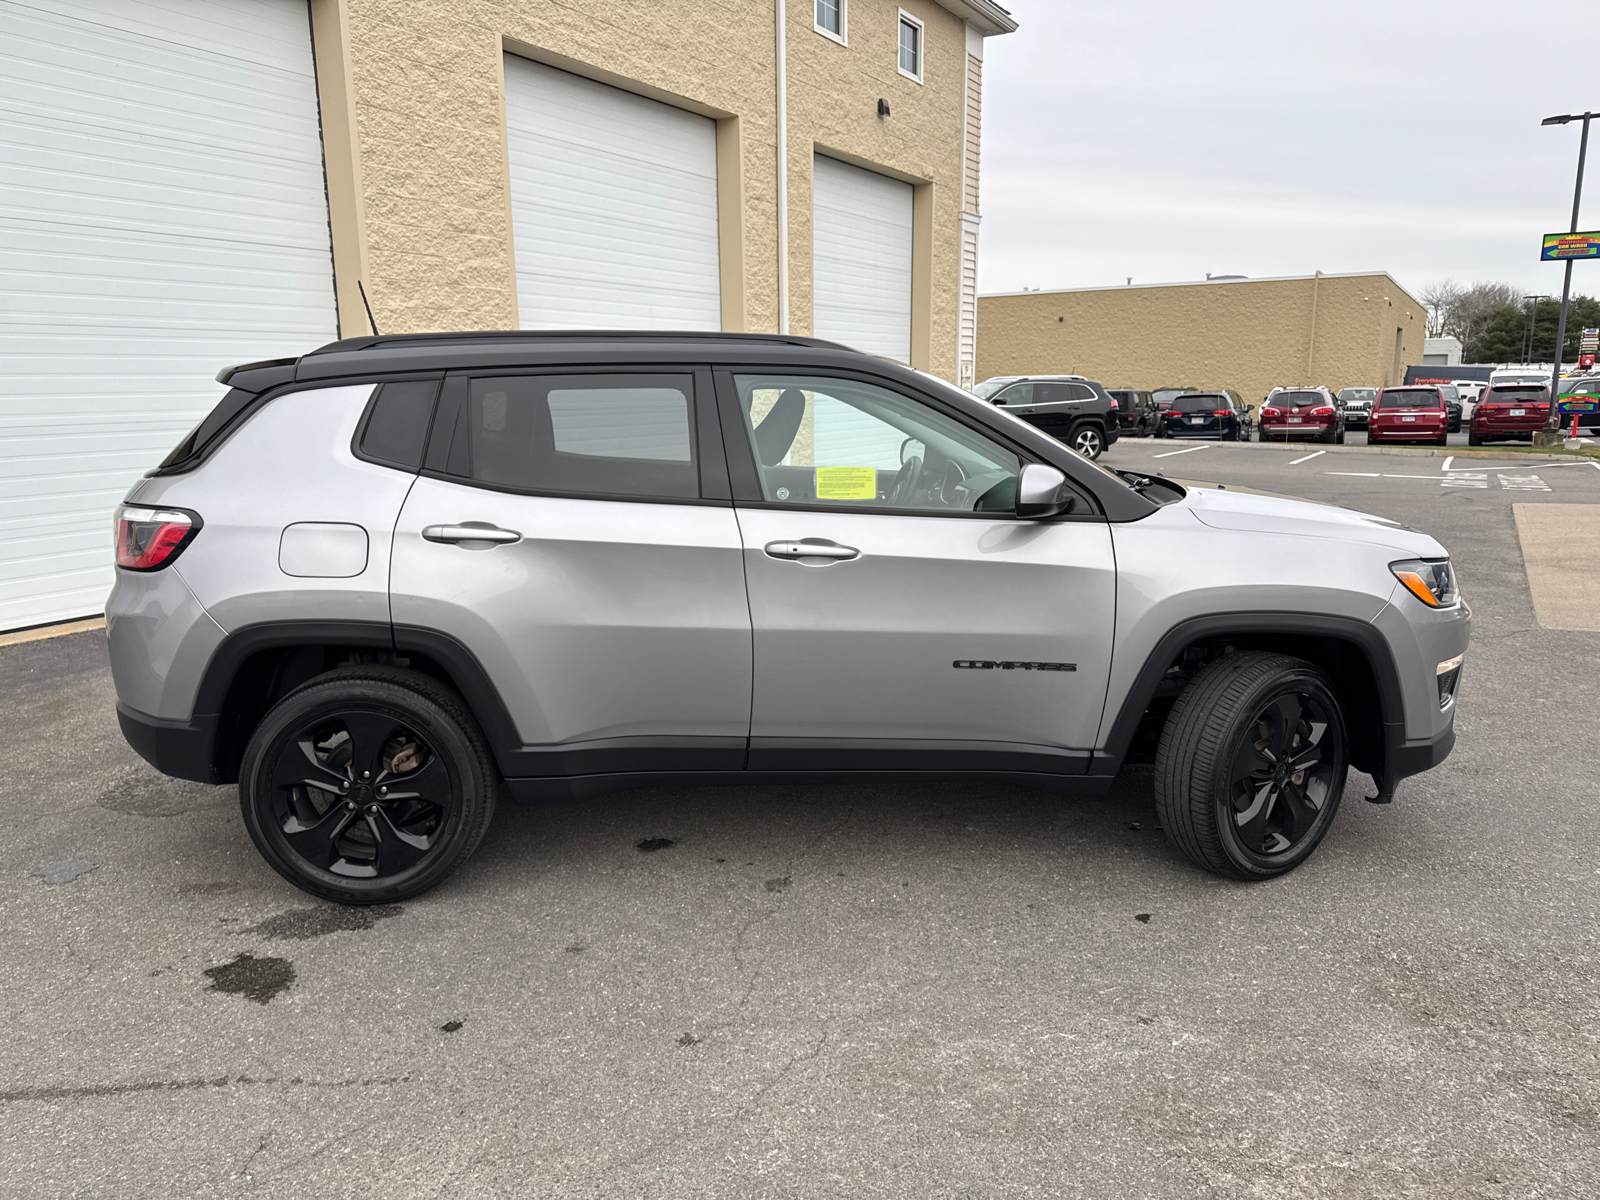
(897, 11, 923, 82)
(815, 0, 846, 43)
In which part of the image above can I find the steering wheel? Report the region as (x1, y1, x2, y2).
(888, 454, 924, 507)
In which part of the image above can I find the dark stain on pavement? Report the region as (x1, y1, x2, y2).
(764, 876, 791, 893)
(97, 769, 228, 818)
(440, 1020, 464, 1033)
(1135, 913, 1152, 924)
(678, 1033, 702, 1047)
(245, 905, 403, 940)
(635, 837, 675, 852)
(204, 954, 295, 1004)
(178, 881, 240, 896)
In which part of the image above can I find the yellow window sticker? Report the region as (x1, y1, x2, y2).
(814, 466, 877, 500)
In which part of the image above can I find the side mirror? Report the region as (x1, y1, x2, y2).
(1016, 463, 1075, 519)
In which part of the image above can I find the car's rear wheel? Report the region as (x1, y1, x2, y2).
(1467, 427, 1481, 445)
(1436, 429, 1449, 446)
(239, 668, 498, 904)
(1069, 422, 1105, 459)
(1335, 426, 1346, 445)
(1155, 651, 1349, 880)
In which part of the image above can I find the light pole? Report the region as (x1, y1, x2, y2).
(1535, 111, 1594, 445)
(1522, 294, 1549, 364)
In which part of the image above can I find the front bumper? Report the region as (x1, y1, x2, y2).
(1372, 721, 1455, 804)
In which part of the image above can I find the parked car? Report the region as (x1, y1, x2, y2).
(1160, 390, 1247, 440)
(1369, 385, 1448, 445)
(1106, 388, 1159, 436)
(1437, 384, 1464, 434)
(1259, 386, 1345, 444)
(988, 375, 1120, 459)
(1468, 383, 1551, 445)
(108, 330, 1466, 902)
(974, 375, 1021, 401)
(1150, 386, 1199, 422)
(1337, 387, 1376, 430)
(1451, 380, 1486, 418)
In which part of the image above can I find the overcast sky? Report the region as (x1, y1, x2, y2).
(977, 0, 1597, 302)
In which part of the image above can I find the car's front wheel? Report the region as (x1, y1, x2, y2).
(1070, 422, 1106, 459)
(1154, 652, 1349, 880)
(239, 668, 498, 904)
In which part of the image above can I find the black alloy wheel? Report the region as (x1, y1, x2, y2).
(239, 668, 497, 904)
(1155, 652, 1349, 880)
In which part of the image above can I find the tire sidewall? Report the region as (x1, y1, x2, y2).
(239, 679, 489, 904)
(1074, 424, 1105, 458)
(1212, 669, 1349, 878)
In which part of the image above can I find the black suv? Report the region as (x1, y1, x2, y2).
(986, 375, 1120, 459)
(1106, 388, 1158, 437)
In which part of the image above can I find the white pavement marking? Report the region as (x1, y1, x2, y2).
(1441, 456, 1453, 472)
(1152, 445, 1208, 458)
(1442, 474, 1488, 488)
(1327, 471, 1381, 477)
(1499, 474, 1550, 491)
(1290, 450, 1326, 465)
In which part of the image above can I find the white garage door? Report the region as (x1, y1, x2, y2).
(0, 0, 338, 632)
(812, 155, 913, 363)
(504, 56, 721, 332)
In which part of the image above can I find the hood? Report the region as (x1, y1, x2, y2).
(1171, 479, 1447, 556)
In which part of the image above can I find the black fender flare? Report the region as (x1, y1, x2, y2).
(1095, 612, 1411, 790)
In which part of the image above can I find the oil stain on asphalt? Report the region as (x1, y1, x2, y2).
(244, 905, 403, 940)
(204, 954, 295, 1004)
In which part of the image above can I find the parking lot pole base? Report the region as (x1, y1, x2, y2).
(1532, 429, 1567, 448)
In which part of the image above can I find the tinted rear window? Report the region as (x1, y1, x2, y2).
(1379, 390, 1441, 409)
(449, 374, 698, 499)
(359, 380, 439, 469)
(1274, 391, 1324, 407)
(1172, 394, 1227, 412)
(1488, 386, 1548, 399)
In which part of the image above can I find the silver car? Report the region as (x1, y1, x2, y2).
(109, 332, 1468, 903)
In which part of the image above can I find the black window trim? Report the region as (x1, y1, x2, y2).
(418, 365, 734, 507)
(710, 366, 1103, 522)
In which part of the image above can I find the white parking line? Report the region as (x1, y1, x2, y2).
(1327, 471, 1381, 477)
(1290, 450, 1326, 465)
(1152, 445, 1208, 458)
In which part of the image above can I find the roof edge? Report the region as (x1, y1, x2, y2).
(933, 0, 1017, 35)
(982, 271, 1420, 300)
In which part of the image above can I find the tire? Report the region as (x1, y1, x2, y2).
(1467, 427, 1481, 446)
(238, 667, 499, 904)
(1320, 423, 1337, 444)
(1436, 430, 1449, 446)
(1335, 427, 1346, 445)
(1069, 422, 1105, 459)
(1154, 651, 1349, 881)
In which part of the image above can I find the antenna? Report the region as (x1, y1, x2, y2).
(357, 280, 380, 336)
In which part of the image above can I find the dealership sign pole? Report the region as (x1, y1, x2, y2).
(1536, 111, 1595, 445)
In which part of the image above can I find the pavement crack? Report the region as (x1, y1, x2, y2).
(0, 1073, 413, 1105)
(735, 1029, 833, 1121)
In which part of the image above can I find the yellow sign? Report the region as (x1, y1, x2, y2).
(814, 466, 877, 500)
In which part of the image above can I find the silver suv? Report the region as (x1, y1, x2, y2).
(109, 332, 1468, 904)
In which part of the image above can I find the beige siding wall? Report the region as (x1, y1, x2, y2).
(976, 274, 1428, 401)
(312, 0, 980, 381)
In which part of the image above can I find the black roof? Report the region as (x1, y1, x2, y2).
(218, 330, 865, 392)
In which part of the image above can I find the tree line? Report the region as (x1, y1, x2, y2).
(1418, 280, 1600, 363)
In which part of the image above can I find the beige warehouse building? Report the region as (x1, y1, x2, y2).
(1, 0, 1014, 631)
(976, 272, 1428, 401)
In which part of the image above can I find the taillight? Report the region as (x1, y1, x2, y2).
(1262, 406, 1281, 417)
(114, 505, 201, 571)
(1310, 406, 1334, 416)
(1109, 398, 1119, 410)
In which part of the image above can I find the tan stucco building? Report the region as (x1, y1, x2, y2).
(976, 273, 1429, 400)
(314, 0, 1015, 384)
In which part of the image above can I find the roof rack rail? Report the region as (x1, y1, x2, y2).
(305, 329, 857, 355)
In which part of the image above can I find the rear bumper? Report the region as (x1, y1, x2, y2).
(1259, 423, 1331, 438)
(117, 703, 220, 785)
(1369, 425, 1444, 439)
(1474, 422, 1544, 437)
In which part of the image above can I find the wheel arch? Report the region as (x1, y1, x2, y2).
(1100, 612, 1404, 785)
(192, 621, 520, 785)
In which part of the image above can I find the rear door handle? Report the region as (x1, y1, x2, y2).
(422, 524, 521, 544)
(764, 539, 860, 562)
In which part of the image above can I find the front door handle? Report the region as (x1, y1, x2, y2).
(422, 524, 521, 544)
(764, 539, 860, 562)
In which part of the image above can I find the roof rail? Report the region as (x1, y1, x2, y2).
(304, 329, 857, 356)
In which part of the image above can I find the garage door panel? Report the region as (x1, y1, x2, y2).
(0, 0, 337, 631)
(504, 55, 721, 332)
(812, 155, 913, 363)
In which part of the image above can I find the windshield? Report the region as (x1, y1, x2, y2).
(1172, 394, 1227, 413)
(973, 378, 1013, 400)
(1339, 389, 1376, 403)
(1379, 390, 1440, 409)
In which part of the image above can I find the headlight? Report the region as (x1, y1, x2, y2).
(1390, 558, 1458, 608)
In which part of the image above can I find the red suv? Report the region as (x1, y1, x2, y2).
(1258, 386, 1344, 443)
(1468, 384, 1550, 445)
(1368, 386, 1448, 445)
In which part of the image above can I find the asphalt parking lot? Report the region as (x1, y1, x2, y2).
(3, 439, 1598, 1198)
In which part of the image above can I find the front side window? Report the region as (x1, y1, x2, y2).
(816, 0, 845, 40)
(898, 12, 923, 80)
(732, 374, 1020, 513)
(448, 374, 697, 498)
(992, 382, 1033, 406)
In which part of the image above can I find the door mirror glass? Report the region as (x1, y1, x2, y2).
(1016, 463, 1074, 519)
